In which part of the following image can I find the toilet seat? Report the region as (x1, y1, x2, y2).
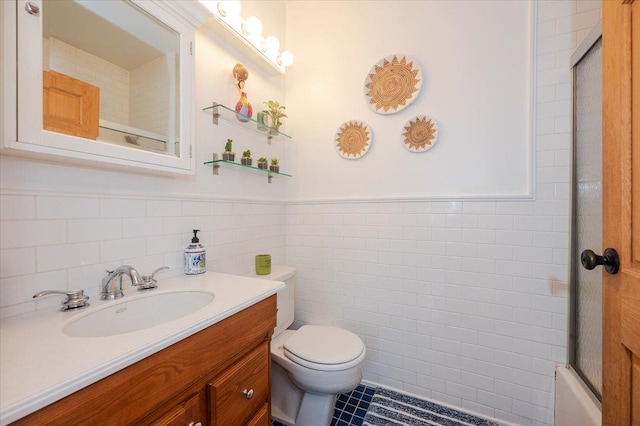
(283, 325, 365, 371)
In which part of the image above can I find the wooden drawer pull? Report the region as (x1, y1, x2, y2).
(242, 389, 254, 399)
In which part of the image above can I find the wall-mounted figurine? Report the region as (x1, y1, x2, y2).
(233, 63, 252, 122)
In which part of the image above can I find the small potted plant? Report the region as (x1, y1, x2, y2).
(257, 157, 268, 170)
(269, 157, 280, 173)
(262, 100, 287, 134)
(241, 149, 252, 166)
(223, 139, 235, 161)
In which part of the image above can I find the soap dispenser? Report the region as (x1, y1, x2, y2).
(185, 230, 206, 275)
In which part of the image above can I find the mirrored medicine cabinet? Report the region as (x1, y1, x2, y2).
(1, 0, 200, 174)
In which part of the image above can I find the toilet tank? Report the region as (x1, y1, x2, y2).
(246, 265, 296, 338)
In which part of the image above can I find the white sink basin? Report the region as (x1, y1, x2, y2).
(63, 290, 214, 338)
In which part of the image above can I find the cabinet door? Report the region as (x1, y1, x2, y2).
(147, 393, 203, 426)
(209, 343, 269, 426)
(43, 70, 99, 140)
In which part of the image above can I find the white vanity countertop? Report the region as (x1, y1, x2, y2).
(0, 272, 284, 425)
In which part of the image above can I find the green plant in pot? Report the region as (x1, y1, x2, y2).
(257, 157, 268, 170)
(269, 157, 280, 173)
(241, 149, 252, 166)
(223, 139, 235, 161)
(262, 100, 287, 134)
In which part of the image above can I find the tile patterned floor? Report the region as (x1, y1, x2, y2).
(271, 384, 374, 426)
(272, 384, 498, 426)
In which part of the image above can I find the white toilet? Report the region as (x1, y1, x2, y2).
(248, 265, 366, 426)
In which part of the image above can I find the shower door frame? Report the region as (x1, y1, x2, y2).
(568, 21, 603, 405)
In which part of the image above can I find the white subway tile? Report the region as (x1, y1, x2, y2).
(1, 220, 66, 249)
(477, 215, 514, 230)
(430, 364, 460, 385)
(100, 238, 146, 263)
(514, 216, 554, 231)
(100, 198, 147, 218)
(461, 371, 494, 392)
(1, 195, 36, 220)
(446, 381, 477, 401)
(182, 201, 211, 216)
(446, 214, 478, 229)
(147, 200, 181, 217)
(496, 260, 534, 278)
(431, 202, 462, 214)
(36, 243, 99, 272)
(37, 196, 99, 219)
(478, 390, 512, 413)
(432, 228, 463, 242)
(68, 218, 122, 243)
(163, 217, 197, 235)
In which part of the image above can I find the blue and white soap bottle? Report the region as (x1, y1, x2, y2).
(185, 229, 206, 275)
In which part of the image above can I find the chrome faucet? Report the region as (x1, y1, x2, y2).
(101, 265, 142, 300)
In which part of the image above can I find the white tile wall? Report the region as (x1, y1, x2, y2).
(130, 55, 171, 137)
(0, 192, 286, 319)
(283, 2, 600, 425)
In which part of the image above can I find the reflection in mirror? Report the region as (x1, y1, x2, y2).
(42, 0, 181, 157)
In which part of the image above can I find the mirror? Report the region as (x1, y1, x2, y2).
(42, 0, 181, 157)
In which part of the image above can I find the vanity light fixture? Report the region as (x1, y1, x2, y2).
(216, 0, 240, 18)
(198, 0, 293, 75)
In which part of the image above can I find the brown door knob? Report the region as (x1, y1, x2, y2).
(580, 248, 620, 274)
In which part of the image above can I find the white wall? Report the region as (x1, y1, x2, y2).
(284, 1, 601, 425)
(285, 1, 532, 200)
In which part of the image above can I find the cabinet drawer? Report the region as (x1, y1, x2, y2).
(209, 342, 269, 426)
(246, 403, 269, 426)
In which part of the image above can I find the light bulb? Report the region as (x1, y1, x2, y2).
(217, 0, 241, 18)
(278, 51, 294, 67)
(242, 16, 263, 36)
(264, 36, 280, 56)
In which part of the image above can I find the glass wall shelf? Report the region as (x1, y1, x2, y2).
(203, 103, 292, 143)
(204, 155, 291, 184)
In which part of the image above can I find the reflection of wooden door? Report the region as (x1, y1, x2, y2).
(43, 70, 99, 140)
(602, 0, 640, 424)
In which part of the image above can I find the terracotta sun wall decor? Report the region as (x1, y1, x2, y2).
(402, 115, 439, 152)
(364, 54, 422, 114)
(335, 120, 372, 159)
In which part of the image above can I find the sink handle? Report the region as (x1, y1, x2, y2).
(33, 289, 90, 312)
(136, 266, 170, 291)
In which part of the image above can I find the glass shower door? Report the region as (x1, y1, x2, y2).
(570, 35, 602, 399)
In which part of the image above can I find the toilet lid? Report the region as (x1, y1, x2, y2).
(283, 325, 365, 366)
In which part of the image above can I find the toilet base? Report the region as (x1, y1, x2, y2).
(271, 361, 338, 426)
(297, 391, 337, 426)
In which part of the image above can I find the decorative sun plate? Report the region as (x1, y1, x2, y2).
(402, 115, 439, 153)
(335, 120, 372, 160)
(364, 54, 422, 115)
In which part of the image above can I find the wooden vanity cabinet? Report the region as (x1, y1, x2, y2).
(12, 295, 276, 426)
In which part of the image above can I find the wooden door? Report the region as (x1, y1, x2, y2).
(602, 0, 640, 424)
